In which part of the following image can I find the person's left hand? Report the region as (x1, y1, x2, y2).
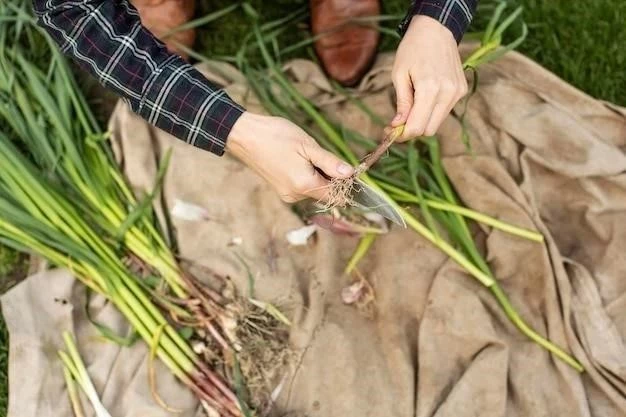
(390, 15, 468, 141)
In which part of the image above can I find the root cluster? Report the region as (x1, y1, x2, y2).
(130, 257, 291, 416)
(323, 126, 404, 210)
(324, 164, 366, 209)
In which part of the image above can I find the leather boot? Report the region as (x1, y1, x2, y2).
(310, 0, 381, 87)
(131, 0, 196, 60)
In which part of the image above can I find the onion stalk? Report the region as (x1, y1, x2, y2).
(59, 332, 112, 417)
(0, 133, 241, 415)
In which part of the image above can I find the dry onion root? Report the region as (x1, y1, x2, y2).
(324, 125, 405, 209)
(136, 260, 291, 413)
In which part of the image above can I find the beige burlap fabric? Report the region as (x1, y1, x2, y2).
(3, 46, 626, 416)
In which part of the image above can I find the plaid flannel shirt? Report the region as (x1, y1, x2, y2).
(33, 1, 476, 156)
(399, 0, 478, 43)
(33, 0, 244, 156)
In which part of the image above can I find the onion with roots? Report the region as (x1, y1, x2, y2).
(324, 125, 405, 209)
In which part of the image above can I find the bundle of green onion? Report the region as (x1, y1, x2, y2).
(0, 3, 285, 415)
(217, 3, 582, 372)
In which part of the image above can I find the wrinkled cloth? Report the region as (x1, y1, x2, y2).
(3, 46, 626, 417)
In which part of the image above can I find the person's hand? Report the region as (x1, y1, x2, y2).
(390, 15, 468, 140)
(226, 112, 354, 203)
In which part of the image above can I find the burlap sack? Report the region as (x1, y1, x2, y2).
(3, 46, 626, 416)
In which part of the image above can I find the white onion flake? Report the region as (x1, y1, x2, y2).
(285, 225, 317, 246)
(171, 199, 210, 221)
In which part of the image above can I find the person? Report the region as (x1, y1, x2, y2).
(32, 0, 475, 204)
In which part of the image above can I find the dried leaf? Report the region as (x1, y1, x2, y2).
(341, 280, 365, 304)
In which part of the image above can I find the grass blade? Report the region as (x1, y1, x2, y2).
(163, 3, 240, 38)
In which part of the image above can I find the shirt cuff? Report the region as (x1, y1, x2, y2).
(397, 0, 478, 44)
(137, 55, 244, 156)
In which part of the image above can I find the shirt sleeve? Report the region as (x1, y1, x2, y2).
(32, 0, 244, 156)
(398, 0, 479, 44)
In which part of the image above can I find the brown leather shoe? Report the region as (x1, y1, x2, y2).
(131, 0, 196, 60)
(310, 0, 381, 86)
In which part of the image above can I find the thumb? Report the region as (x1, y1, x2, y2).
(306, 143, 354, 179)
(392, 73, 414, 126)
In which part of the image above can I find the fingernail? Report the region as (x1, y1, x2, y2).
(392, 113, 402, 122)
(337, 163, 353, 176)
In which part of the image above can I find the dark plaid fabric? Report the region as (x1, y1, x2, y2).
(33, 0, 244, 156)
(33, 1, 476, 156)
(399, 0, 478, 43)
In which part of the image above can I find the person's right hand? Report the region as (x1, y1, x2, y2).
(226, 112, 354, 203)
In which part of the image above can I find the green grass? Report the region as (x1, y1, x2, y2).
(515, 0, 625, 105)
(195, 0, 625, 105)
(195, 0, 411, 59)
(0, 243, 24, 416)
(0, 243, 19, 416)
(0, 247, 21, 282)
(0, 0, 623, 413)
